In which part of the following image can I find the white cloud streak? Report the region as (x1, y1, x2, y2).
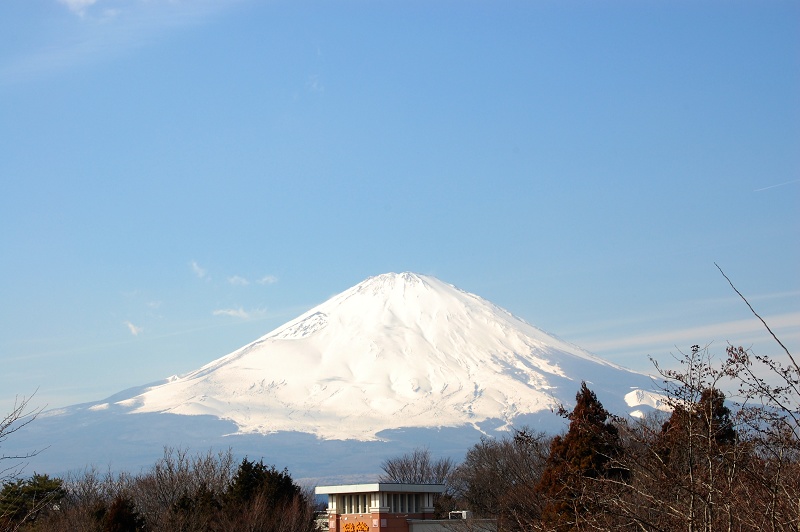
(257, 275, 278, 285)
(228, 275, 249, 286)
(190, 260, 208, 280)
(213, 308, 250, 319)
(580, 312, 800, 353)
(58, 0, 98, 15)
(754, 179, 800, 192)
(124, 320, 143, 336)
(3, 0, 245, 85)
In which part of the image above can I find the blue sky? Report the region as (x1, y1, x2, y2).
(1, 0, 798, 415)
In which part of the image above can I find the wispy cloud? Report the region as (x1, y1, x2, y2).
(124, 320, 143, 336)
(746, 289, 800, 302)
(257, 275, 278, 285)
(2, 0, 244, 84)
(190, 261, 209, 280)
(212, 307, 269, 320)
(58, 0, 99, 15)
(754, 179, 800, 192)
(307, 75, 324, 93)
(213, 307, 250, 319)
(581, 312, 800, 353)
(228, 275, 249, 286)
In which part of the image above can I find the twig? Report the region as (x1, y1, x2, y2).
(714, 263, 797, 372)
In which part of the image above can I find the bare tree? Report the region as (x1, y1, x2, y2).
(0, 393, 42, 483)
(379, 447, 455, 484)
(582, 346, 746, 532)
(449, 428, 550, 529)
(715, 263, 799, 438)
(128, 446, 235, 529)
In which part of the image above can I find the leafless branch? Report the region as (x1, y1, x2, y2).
(1, 392, 43, 481)
(715, 262, 796, 370)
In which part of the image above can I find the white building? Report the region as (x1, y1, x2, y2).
(315, 483, 495, 532)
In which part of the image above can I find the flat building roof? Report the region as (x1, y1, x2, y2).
(315, 483, 446, 495)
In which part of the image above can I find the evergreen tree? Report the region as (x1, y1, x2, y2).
(536, 382, 624, 530)
(170, 482, 222, 531)
(0, 473, 65, 526)
(659, 386, 736, 464)
(226, 458, 301, 508)
(101, 495, 146, 532)
(654, 385, 739, 531)
(223, 458, 314, 532)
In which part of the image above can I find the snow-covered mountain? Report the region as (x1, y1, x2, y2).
(11, 272, 665, 479)
(99, 272, 660, 437)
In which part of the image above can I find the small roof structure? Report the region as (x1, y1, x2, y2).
(315, 483, 446, 495)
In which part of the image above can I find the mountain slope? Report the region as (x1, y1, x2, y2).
(110, 272, 658, 440)
(6, 272, 668, 479)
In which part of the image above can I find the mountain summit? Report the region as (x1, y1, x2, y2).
(113, 272, 658, 440)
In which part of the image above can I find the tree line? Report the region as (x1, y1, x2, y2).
(381, 344, 799, 531)
(0, 448, 317, 532)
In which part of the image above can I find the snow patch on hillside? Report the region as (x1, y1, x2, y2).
(625, 389, 671, 412)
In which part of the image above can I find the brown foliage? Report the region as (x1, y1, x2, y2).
(449, 428, 549, 529)
(446, 340, 799, 532)
(535, 382, 625, 531)
(19, 448, 315, 532)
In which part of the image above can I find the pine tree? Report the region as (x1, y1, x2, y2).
(226, 458, 301, 509)
(655, 385, 739, 532)
(658, 386, 736, 468)
(536, 382, 624, 530)
(0, 473, 65, 526)
(223, 458, 314, 531)
(101, 495, 146, 532)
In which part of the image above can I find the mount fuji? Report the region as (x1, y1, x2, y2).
(9, 273, 665, 481)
